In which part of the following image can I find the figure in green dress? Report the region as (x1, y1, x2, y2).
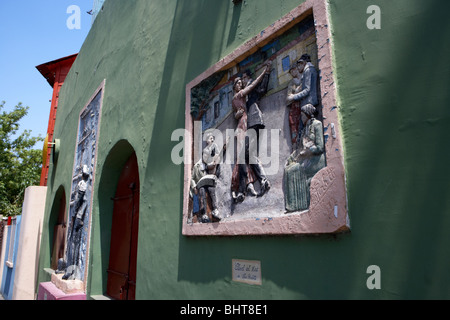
(284, 104, 326, 212)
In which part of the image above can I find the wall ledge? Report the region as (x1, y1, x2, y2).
(91, 294, 112, 300)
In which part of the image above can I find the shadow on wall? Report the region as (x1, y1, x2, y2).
(138, 0, 236, 297)
(94, 139, 136, 295)
(139, 0, 355, 299)
(141, 0, 450, 299)
(332, 0, 450, 299)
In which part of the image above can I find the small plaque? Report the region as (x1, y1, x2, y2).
(232, 259, 262, 285)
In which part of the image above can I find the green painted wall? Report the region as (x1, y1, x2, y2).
(37, 0, 450, 299)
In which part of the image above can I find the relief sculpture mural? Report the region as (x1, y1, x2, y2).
(183, 2, 349, 235)
(57, 84, 103, 282)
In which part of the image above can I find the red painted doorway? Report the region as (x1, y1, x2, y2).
(51, 190, 67, 270)
(106, 153, 140, 300)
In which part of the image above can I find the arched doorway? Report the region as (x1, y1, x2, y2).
(49, 187, 67, 270)
(106, 152, 139, 300)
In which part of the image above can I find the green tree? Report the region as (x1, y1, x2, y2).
(0, 101, 44, 216)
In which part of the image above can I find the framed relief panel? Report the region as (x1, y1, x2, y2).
(61, 80, 105, 283)
(182, 0, 349, 236)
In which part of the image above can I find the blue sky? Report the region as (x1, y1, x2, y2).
(0, 1, 94, 149)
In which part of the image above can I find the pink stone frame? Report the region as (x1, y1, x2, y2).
(183, 0, 349, 236)
(66, 79, 105, 287)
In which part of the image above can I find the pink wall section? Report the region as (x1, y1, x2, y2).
(38, 282, 85, 300)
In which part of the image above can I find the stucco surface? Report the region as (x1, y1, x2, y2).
(37, 0, 450, 299)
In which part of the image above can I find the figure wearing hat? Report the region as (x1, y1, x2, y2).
(286, 54, 320, 136)
(241, 62, 272, 196)
(286, 61, 302, 149)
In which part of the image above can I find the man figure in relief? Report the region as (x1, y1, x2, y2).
(62, 164, 90, 280)
(286, 54, 320, 135)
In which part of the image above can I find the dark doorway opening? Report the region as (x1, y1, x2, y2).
(106, 152, 140, 300)
(50, 188, 67, 270)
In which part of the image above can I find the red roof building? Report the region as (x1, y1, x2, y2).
(36, 54, 77, 186)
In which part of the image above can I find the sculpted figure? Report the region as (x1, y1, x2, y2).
(190, 133, 222, 223)
(230, 62, 270, 203)
(242, 65, 272, 197)
(63, 164, 90, 280)
(286, 54, 320, 134)
(286, 61, 302, 149)
(284, 104, 326, 212)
